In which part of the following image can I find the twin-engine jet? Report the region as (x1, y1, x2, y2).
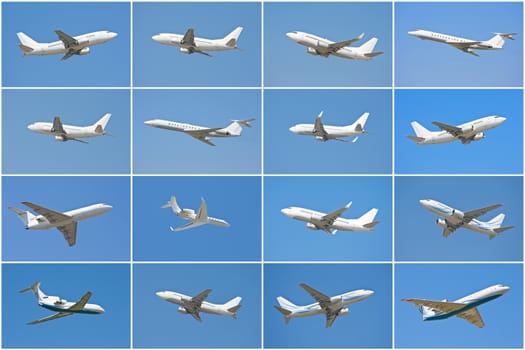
(17, 30, 117, 60)
(156, 288, 242, 322)
(152, 27, 243, 56)
(161, 196, 230, 232)
(403, 284, 510, 328)
(408, 30, 516, 56)
(28, 113, 111, 143)
(289, 111, 370, 142)
(20, 281, 104, 325)
(274, 283, 374, 328)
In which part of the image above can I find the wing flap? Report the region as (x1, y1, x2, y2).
(57, 222, 77, 246)
(68, 291, 92, 311)
(457, 307, 484, 328)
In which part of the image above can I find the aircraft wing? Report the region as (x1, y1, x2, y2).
(320, 202, 351, 228)
(464, 204, 502, 223)
(442, 226, 456, 238)
(55, 30, 78, 49)
(457, 307, 484, 328)
(313, 114, 328, 140)
(181, 288, 212, 322)
(195, 199, 208, 222)
(68, 291, 92, 311)
(325, 33, 364, 52)
(447, 41, 481, 50)
(57, 222, 78, 246)
(22, 202, 71, 224)
(171, 222, 200, 232)
(192, 288, 212, 306)
(181, 28, 196, 47)
(325, 313, 338, 328)
(402, 298, 466, 314)
(431, 121, 463, 137)
(185, 128, 222, 146)
(27, 312, 73, 325)
(299, 283, 331, 308)
(52, 117, 66, 135)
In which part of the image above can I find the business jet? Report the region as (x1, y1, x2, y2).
(274, 283, 374, 328)
(407, 115, 506, 145)
(289, 111, 370, 142)
(408, 30, 516, 56)
(144, 118, 254, 146)
(281, 201, 379, 235)
(17, 30, 118, 60)
(161, 196, 230, 232)
(20, 281, 105, 325)
(9, 201, 112, 246)
(286, 31, 383, 60)
(152, 27, 243, 56)
(419, 199, 513, 239)
(402, 284, 510, 328)
(156, 288, 241, 322)
(27, 113, 111, 143)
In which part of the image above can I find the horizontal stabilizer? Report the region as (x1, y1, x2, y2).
(406, 135, 426, 142)
(364, 51, 383, 58)
(274, 305, 292, 316)
(364, 221, 380, 229)
(493, 226, 514, 235)
(19, 44, 34, 53)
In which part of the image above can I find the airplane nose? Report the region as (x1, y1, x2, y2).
(27, 123, 37, 131)
(419, 199, 430, 206)
(152, 34, 160, 42)
(98, 305, 106, 314)
(281, 208, 292, 217)
(408, 30, 420, 37)
(144, 120, 156, 126)
(110, 32, 118, 39)
(289, 126, 297, 132)
(286, 32, 297, 40)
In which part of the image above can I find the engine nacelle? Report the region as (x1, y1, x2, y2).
(316, 40, 329, 48)
(316, 135, 327, 142)
(337, 308, 350, 316)
(181, 209, 195, 216)
(55, 135, 66, 142)
(180, 47, 192, 54)
(78, 47, 90, 55)
(472, 132, 485, 141)
(441, 299, 449, 302)
(306, 222, 319, 230)
(451, 209, 464, 220)
(306, 47, 319, 56)
(178, 306, 188, 314)
(436, 218, 447, 228)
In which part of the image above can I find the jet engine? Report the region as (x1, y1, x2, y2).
(472, 132, 485, 141)
(451, 209, 464, 220)
(436, 218, 448, 228)
(306, 47, 319, 55)
(316, 135, 327, 142)
(306, 223, 319, 230)
(178, 306, 188, 314)
(78, 47, 90, 55)
(180, 47, 192, 54)
(55, 135, 66, 142)
(337, 308, 350, 316)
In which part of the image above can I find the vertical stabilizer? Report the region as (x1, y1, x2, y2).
(161, 196, 182, 214)
(19, 281, 46, 301)
(358, 38, 378, 53)
(93, 113, 112, 134)
(8, 206, 36, 227)
(410, 121, 432, 138)
(222, 27, 243, 48)
(487, 213, 505, 226)
(350, 112, 370, 132)
(224, 296, 242, 318)
(358, 208, 379, 229)
(223, 118, 254, 136)
(485, 33, 516, 49)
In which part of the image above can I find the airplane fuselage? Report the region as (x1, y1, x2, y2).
(281, 207, 371, 232)
(40, 296, 105, 315)
(152, 34, 232, 52)
(289, 123, 359, 139)
(286, 31, 372, 60)
(28, 122, 101, 139)
(26, 203, 112, 230)
(156, 291, 236, 317)
(408, 30, 500, 50)
(23, 31, 117, 56)
(144, 119, 237, 138)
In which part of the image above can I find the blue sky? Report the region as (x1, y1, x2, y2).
(133, 176, 261, 261)
(3, 263, 130, 348)
(395, 176, 523, 261)
(2, 2, 130, 87)
(2, 176, 130, 261)
(134, 90, 261, 174)
(396, 89, 523, 174)
(2, 89, 130, 174)
(133, 2, 261, 87)
(396, 263, 523, 348)
(265, 176, 391, 261)
(264, 2, 392, 87)
(264, 89, 392, 174)
(264, 263, 392, 348)
(133, 263, 261, 348)
(395, 2, 523, 87)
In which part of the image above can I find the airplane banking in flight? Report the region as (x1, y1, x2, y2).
(281, 201, 379, 235)
(403, 284, 510, 328)
(156, 288, 242, 322)
(17, 30, 117, 60)
(9, 201, 112, 246)
(28, 113, 111, 143)
(162, 196, 230, 232)
(407, 115, 506, 145)
(274, 283, 374, 328)
(152, 27, 243, 56)
(419, 199, 513, 239)
(20, 281, 105, 325)
(289, 111, 370, 142)
(408, 30, 516, 56)
(286, 31, 383, 60)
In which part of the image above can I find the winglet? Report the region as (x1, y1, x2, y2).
(344, 201, 352, 209)
(317, 110, 324, 119)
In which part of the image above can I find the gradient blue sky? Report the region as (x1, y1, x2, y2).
(396, 263, 523, 348)
(133, 263, 261, 348)
(134, 89, 261, 174)
(3, 263, 130, 348)
(3, 176, 130, 261)
(264, 263, 392, 348)
(395, 176, 523, 261)
(396, 89, 523, 174)
(264, 2, 392, 87)
(2, 2, 130, 87)
(3, 89, 130, 174)
(265, 89, 392, 174)
(265, 176, 391, 261)
(133, 2, 261, 87)
(133, 176, 261, 261)
(395, 2, 523, 87)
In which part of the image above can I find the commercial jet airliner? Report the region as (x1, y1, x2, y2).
(161, 196, 230, 232)
(289, 111, 370, 142)
(28, 113, 111, 143)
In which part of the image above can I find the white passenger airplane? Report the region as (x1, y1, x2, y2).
(419, 199, 513, 239)
(20, 281, 105, 325)
(144, 118, 255, 146)
(152, 27, 243, 56)
(289, 111, 370, 142)
(274, 283, 374, 328)
(161, 196, 230, 232)
(9, 201, 112, 246)
(156, 288, 242, 322)
(281, 201, 379, 235)
(27, 113, 111, 143)
(17, 30, 117, 60)
(407, 116, 506, 145)
(286, 31, 383, 60)
(408, 30, 516, 56)
(403, 284, 510, 328)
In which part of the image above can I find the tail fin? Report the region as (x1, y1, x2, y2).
(224, 296, 242, 319)
(161, 196, 181, 214)
(222, 27, 243, 48)
(350, 112, 370, 132)
(17, 32, 38, 55)
(358, 208, 379, 230)
(275, 297, 296, 324)
(485, 33, 516, 49)
(409, 121, 432, 140)
(487, 213, 505, 226)
(19, 281, 46, 301)
(8, 206, 36, 227)
(223, 118, 255, 136)
(92, 113, 111, 134)
(416, 304, 435, 319)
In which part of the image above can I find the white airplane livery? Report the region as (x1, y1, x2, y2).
(289, 111, 370, 142)
(281, 201, 379, 235)
(162, 196, 230, 232)
(408, 30, 516, 56)
(9, 201, 112, 246)
(407, 116, 506, 145)
(156, 288, 242, 322)
(152, 27, 243, 56)
(17, 30, 118, 60)
(419, 199, 513, 239)
(274, 283, 374, 328)
(286, 31, 383, 60)
(28, 113, 111, 143)
(20, 281, 105, 325)
(403, 284, 510, 328)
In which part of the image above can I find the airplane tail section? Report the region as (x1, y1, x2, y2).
(223, 118, 255, 136)
(222, 27, 243, 48)
(19, 281, 46, 301)
(275, 297, 296, 324)
(358, 38, 383, 57)
(416, 304, 436, 319)
(350, 112, 370, 132)
(486, 33, 516, 49)
(8, 206, 36, 227)
(17, 32, 39, 55)
(161, 196, 182, 214)
(487, 213, 505, 226)
(408, 121, 432, 142)
(92, 113, 112, 134)
(224, 296, 242, 319)
(357, 208, 379, 230)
